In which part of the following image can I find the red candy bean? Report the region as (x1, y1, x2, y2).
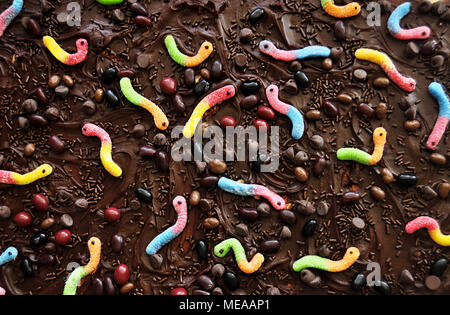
(220, 116, 236, 128)
(170, 287, 188, 295)
(14, 211, 32, 227)
(253, 119, 269, 130)
(114, 264, 130, 285)
(160, 77, 177, 95)
(257, 106, 275, 121)
(104, 207, 121, 222)
(55, 229, 71, 245)
(32, 194, 49, 211)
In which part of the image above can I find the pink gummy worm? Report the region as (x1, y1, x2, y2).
(267, 48, 296, 61)
(386, 68, 416, 92)
(405, 216, 439, 234)
(172, 196, 188, 234)
(427, 116, 449, 150)
(253, 185, 285, 210)
(266, 85, 290, 114)
(395, 26, 431, 40)
(0, 287, 5, 295)
(204, 85, 236, 108)
(65, 39, 89, 65)
(0, 170, 14, 184)
(81, 123, 112, 145)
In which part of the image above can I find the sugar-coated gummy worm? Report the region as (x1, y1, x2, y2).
(146, 196, 188, 255)
(259, 40, 331, 61)
(81, 123, 122, 177)
(120, 78, 169, 130)
(426, 82, 450, 150)
(218, 177, 286, 210)
(387, 2, 431, 40)
(321, 0, 361, 18)
(64, 237, 101, 295)
(164, 35, 214, 67)
(183, 85, 236, 138)
(337, 127, 387, 165)
(266, 84, 304, 140)
(0, 164, 53, 185)
(214, 238, 265, 274)
(292, 247, 360, 272)
(405, 216, 450, 246)
(355, 48, 416, 92)
(43, 36, 88, 65)
(96, 0, 124, 5)
(0, 0, 23, 37)
(0, 287, 5, 295)
(0, 246, 18, 296)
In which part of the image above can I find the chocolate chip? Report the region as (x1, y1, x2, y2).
(421, 40, 438, 56)
(399, 269, 415, 284)
(239, 28, 253, 43)
(257, 202, 271, 216)
(235, 223, 249, 237)
(211, 263, 225, 278)
(300, 269, 315, 284)
(425, 276, 441, 291)
(294, 151, 309, 164)
(260, 239, 280, 253)
(289, 61, 302, 72)
(404, 105, 417, 120)
(82, 100, 96, 115)
(316, 201, 329, 216)
(22, 99, 38, 114)
(296, 200, 315, 215)
(330, 47, 343, 60)
(75, 198, 88, 210)
(281, 79, 298, 95)
(342, 192, 361, 204)
(29, 114, 48, 127)
(310, 135, 324, 149)
(422, 186, 438, 201)
(130, 3, 148, 16)
(35, 87, 48, 104)
(313, 157, 327, 176)
(153, 133, 167, 146)
(112, 9, 125, 22)
(60, 214, 73, 227)
(131, 124, 146, 138)
(405, 41, 420, 57)
(45, 107, 60, 121)
(137, 53, 151, 68)
(27, 18, 41, 36)
(0, 206, 11, 220)
(234, 53, 247, 68)
(351, 217, 365, 230)
(431, 55, 445, 68)
(279, 210, 296, 225)
(353, 68, 367, 82)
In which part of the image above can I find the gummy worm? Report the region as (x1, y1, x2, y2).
(146, 196, 188, 255)
(388, 2, 431, 40)
(183, 85, 236, 138)
(96, 0, 124, 5)
(259, 40, 330, 61)
(218, 177, 285, 210)
(355, 48, 416, 92)
(266, 84, 304, 140)
(405, 216, 450, 246)
(164, 35, 214, 67)
(0, 246, 18, 296)
(120, 78, 169, 130)
(214, 238, 265, 274)
(43, 36, 88, 65)
(321, 0, 361, 18)
(0, 0, 23, 37)
(337, 127, 387, 165)
(63, 237, 101, 295)
(426, 82, 450, 150)
(0, 164, 53, 185)
(292, 247, 360, 272)
(81, 123, 122, 177)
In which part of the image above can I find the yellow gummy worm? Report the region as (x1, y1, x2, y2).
(0, 164, 53, 185)
(164, 35, 214, 67)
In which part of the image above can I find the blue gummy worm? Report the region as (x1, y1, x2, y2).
(0, 246, 18, 266)
(286, 106, 305, 140)
(146, 227, 178, 255)
(387, 2, 410, 34)
(294, 46, 331, 59)
(218, 177, 255, 196)
(13, 0, 23, 11)
(429, 82, 450, 118)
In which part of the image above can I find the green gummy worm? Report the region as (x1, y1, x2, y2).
(96, 0, 124, 5)
(120, 78, 145, 106)
(63, 266, 87, 295)
(337, 148, 371, 165)
(214, 238, 246, 263)
(292, 255, 329, 272)
(164, 35, 187, 66)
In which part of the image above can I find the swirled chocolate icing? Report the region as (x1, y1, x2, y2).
(0, 0, 448, 295)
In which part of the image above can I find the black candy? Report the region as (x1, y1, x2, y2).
(135, 187, 153, 203)
(105, 89, 119, 107)
(302, 219, 318, 237)
(430, 258, 448, 276)
(223, 271, 240, 290)
(195, 239, 208, 261)
(29, 232, 48, 248)
(241, 81, 260, 95)
(373, 280, 391, 295)
(351, 273, 366, 290)
(396, 173, 418, 187)
(249, 8, 265, 24)
(101, 67, 117, 85)
(194, 80, 211, 96)
(20, 258, 34, 277)
(294, 71, 310, 89)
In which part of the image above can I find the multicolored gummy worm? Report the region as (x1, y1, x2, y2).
(266, 84, 304, 140)
(355, 48, 416, 92)
(0, 246, 18, 296)
(214, 238, 265, 274)
(64, 237, 101, 295)
(0, 0, 23, 37)
(96, 0, 124, 5)
(183, 85, 236, 138)
(405, 216, 450, 247)
(292, 247, 360, 272)
(337, 127, 387, 165)
(120, 78, 169, 130)
(321, 0, 361, 18)
(426, 82, 450, 150)
(259, 40, 331, 61)
(164, 35, 214, 67)
(388, 2, 431, 40)
(0, 164, 53, 185)
(146, 196, 188, 256)
(218, 177, 285, 210)
(43, 36, 88, 65)
(81, 123, 122, 177)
